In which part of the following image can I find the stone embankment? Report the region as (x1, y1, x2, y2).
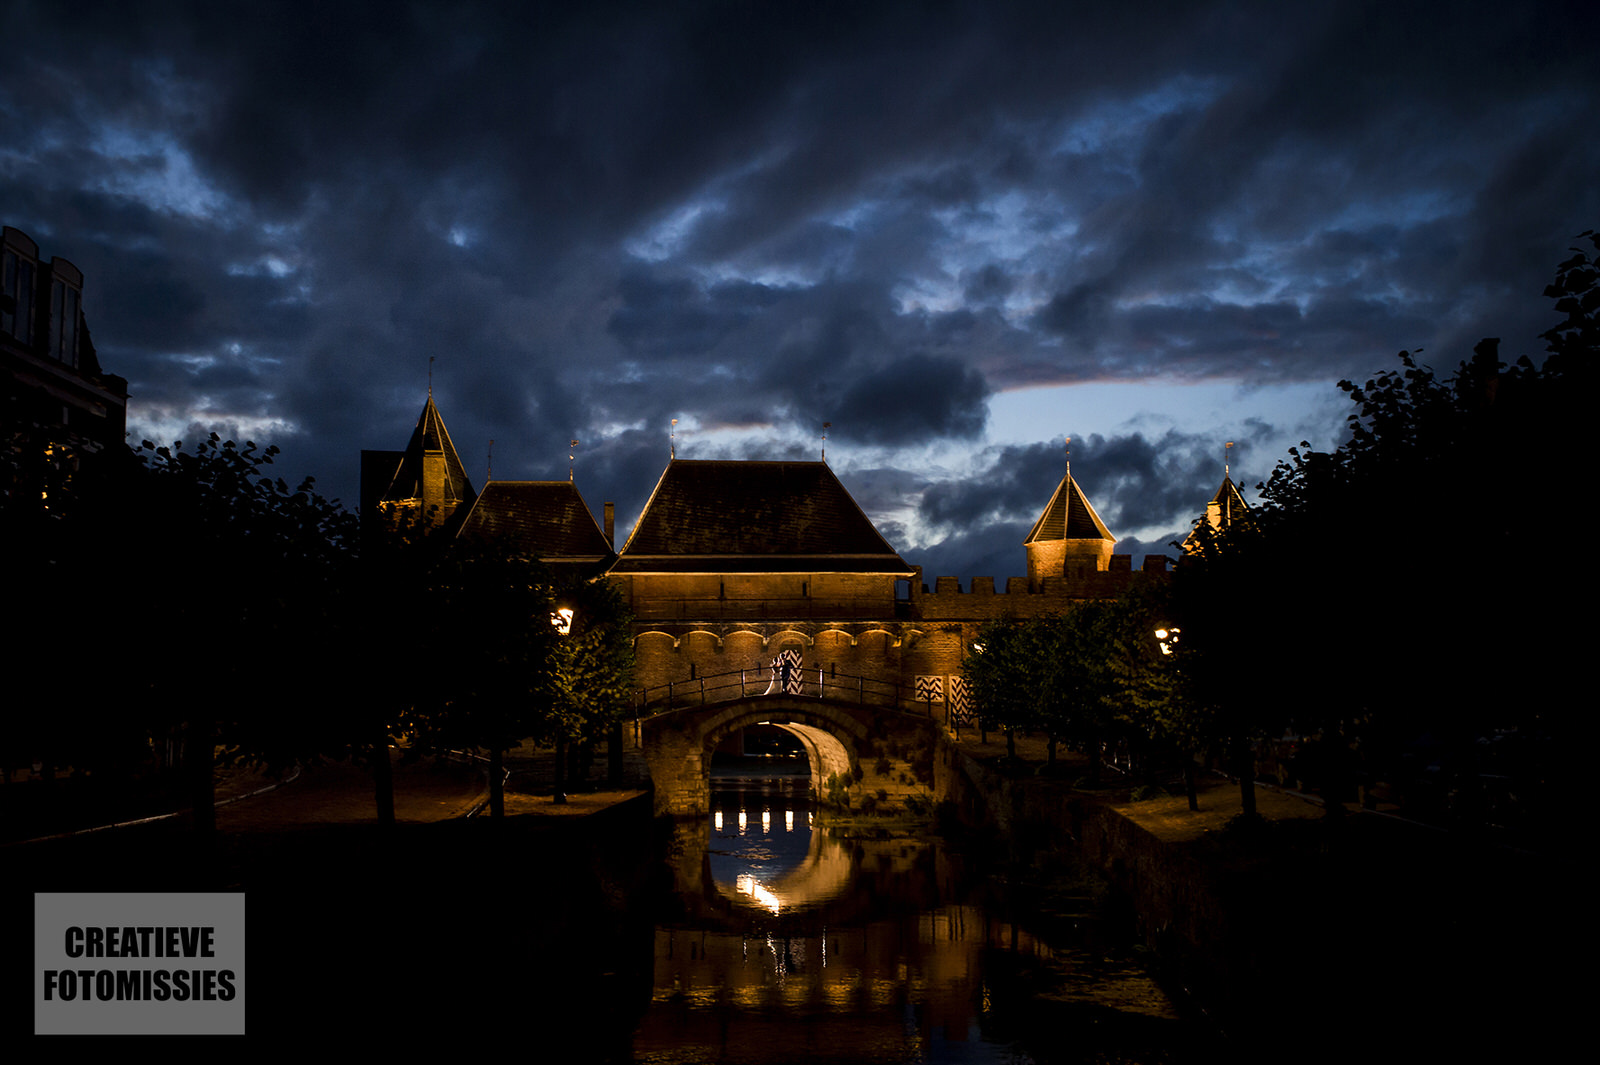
(937, 730, 1572, 1061)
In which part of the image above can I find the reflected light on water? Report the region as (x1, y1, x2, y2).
(735, 874, 783, 914)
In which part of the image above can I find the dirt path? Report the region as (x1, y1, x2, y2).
(214, 756, 485, 830)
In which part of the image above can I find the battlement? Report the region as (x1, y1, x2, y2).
(912, 554, 1170, 621)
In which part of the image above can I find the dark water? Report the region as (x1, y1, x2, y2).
(632, 776, 1201, 1064)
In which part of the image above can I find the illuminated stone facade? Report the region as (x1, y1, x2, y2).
(362, 399, 1179, 714)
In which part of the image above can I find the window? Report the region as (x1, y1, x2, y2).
(1, 246, 34, 344)
(49, 277, 80, 368)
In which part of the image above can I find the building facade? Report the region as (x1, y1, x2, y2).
(2, 225, 129, 510)
(363, 398, 1186, 718)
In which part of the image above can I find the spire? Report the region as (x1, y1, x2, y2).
(374, 394, 476, 528)
(1183, 462, 1252, 552)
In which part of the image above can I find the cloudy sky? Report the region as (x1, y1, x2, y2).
(5, 0, 1595, 581)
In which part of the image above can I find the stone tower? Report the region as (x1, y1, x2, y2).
(1183, 473, 1252, 551)
(1024, 468, 1115, 588)
(360, 394, 476, 534)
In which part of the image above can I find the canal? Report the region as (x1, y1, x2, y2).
(629, 767, 1210, 1063)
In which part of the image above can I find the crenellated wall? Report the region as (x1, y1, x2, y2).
(913, 554, 1169, 620)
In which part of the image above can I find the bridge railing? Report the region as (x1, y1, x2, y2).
(635, 667, 937, 718)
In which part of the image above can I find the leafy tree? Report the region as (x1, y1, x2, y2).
(1207, 230, 1595, 825)
(400, 544, 560, 818)
(126, 436, 356, 838)
(963, 616, 1034, 759)
(1102, 574, 1208, 809)
(1036, 604, 1123, 779)
(2, 435, 357, 840)
(965, 605, 1123, 778)
(1166, 520, 1284, 816)
(388, 541, 636, 814)
(544, 575, 635, 800)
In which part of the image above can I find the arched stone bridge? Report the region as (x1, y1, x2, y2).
(641, 694, 948, 818)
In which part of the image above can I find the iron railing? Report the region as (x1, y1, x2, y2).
(636, 667, 938, 718)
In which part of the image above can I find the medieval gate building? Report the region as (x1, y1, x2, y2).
(362, 397, 1235, 813)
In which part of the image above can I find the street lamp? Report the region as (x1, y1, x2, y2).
(550, 602, 575, 804)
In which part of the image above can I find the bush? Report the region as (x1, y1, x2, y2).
(824, 772, 850, 807)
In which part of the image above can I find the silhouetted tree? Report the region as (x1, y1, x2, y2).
(1103, 574, 1207, 808)
(14, 436, 356, 842)
(1206, 230, 1595, 827)
(401, 544, 560, 818)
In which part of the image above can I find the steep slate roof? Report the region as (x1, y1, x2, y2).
(371, 395, 475, 508)
(613, 460, 914, 574)
(1025, 471, 1114, 544)
(457, 481, 614, 575)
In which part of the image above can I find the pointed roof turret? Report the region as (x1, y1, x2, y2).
(1024, 462, 1116, 586)
(1024, 471, 1114, 545)
(386, 395, 473, 507)
(360, 395, 476, 532)
(1184, 474, 1252, 551)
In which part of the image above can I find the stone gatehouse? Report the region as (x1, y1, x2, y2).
(362, 397, 1234, 721)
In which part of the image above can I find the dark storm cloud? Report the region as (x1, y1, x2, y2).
(2, 0, 1595, 555)
(907, 421, 1282, 580)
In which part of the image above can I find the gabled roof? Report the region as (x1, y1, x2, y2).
(376, 395, 474, 507)
(612, 459, 914, 574)
(1025, 471, 1114, 544)
(457, 481, 614, 574)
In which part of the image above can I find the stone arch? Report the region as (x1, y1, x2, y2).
(645, 698, 866, 816)
(642, 696, 939, 818)
(634, 629, 679, 651)
(681, 629, 725, 654)
(764, 627, 815, 649)
(703, 704, 861, 802)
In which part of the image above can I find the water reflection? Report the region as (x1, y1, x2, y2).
(636, 780, 1191, 1064)
(708, 777, 849, 917)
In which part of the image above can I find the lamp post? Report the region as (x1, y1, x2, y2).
(551, 604, 575, 804)
(1154, 626, 1199, 811)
